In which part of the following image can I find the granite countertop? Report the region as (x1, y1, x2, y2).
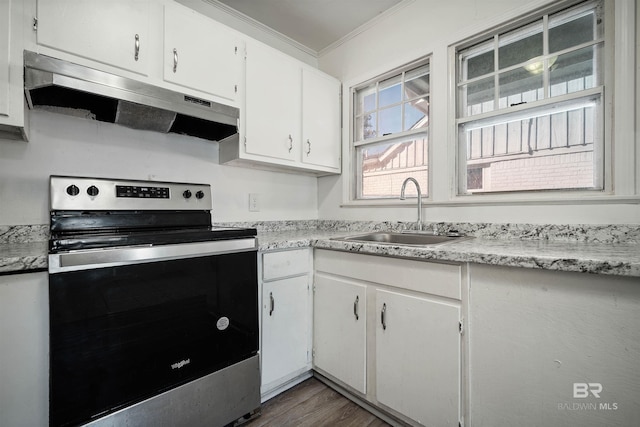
(256, 229, 640, 278)
(0, 242, 49, 274)
(1, 224, 639, 277)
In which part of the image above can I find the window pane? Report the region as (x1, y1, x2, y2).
(355, 112, 377, 141)
(379, 75, 402, 108)
(549, 12, 595, 53)
(379, 105, 402, 136)
(404, 66, 430, 99)
(356, 85, 376, 115)
(358, 138, 428, 199)
(404, 98, 429, 131)
(498, 22, 543, 70)
(462, 76, 495, 116)
(463, 41, 494, 80)
(549, 45, 597, 96)
(498, 67, 543, 107)
(460, 97, 600, 193)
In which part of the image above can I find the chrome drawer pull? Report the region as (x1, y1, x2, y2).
(173, 48, 178, 73)
(134, 34, 140, 61)
(269, 292, 275, 316)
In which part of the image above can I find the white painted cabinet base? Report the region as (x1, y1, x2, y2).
(313, 274, 367, 394)
(259, 249, 313, 400)
(0, 272, 49, 427)
(313, 249, 464, 426)
(469, 264, 640, 427)
(376, 289, 460, 426)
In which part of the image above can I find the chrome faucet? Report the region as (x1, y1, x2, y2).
(400, 177, 422, 232)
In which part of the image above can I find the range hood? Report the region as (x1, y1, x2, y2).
(23, 51, 239, 141)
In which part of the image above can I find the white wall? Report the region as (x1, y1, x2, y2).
(0, 111, 318, 225)
(317, 0, 640, 225)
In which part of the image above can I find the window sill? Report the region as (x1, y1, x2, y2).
(341, 194, 640, 208)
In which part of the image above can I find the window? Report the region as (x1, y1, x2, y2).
(352, 59, 430, 199)
(455, 1, 604, 195)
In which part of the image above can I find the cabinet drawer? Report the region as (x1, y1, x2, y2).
(263, 249, 310, 281)
(315, 249, 461, 300)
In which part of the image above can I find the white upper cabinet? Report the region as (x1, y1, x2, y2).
(36, 0, 150, 75)
(163, 2, 242, 101)
(0, 0, 11, 118)
(219, 39, 341, 176)
(301, 68, 341, 170)
(0, 0, 28, 140)
(244, 42, 301, 162)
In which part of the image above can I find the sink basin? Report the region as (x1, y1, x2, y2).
(333, 232, 472, 246)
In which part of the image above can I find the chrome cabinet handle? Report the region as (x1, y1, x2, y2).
(269, 292, 274, 316)
(134, 34, 140, 61)
(173, 48, 178, 73)
(306, 139, 311, 155)
(353, 295, 359, 320)
(288, 134, 293, 152)
(381, 303, 387, 330)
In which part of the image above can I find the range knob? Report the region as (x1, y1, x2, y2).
(66, 185, 80, 196)
(183, 190, 192, 199)
(195, 190, 204, 200)
(87, 185, 99, 197)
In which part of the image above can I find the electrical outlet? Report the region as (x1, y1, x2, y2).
(248, 193, 259, 212)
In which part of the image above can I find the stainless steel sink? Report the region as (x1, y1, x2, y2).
(333, 232, 472, 246)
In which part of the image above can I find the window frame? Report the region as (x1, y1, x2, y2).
(340, 0, 637, 208)
(350, 57, 432, 202)
(453, 0, 608, 197)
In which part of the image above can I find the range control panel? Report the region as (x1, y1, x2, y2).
(50, 176, 212, 211)
(116, 185, 170, 199)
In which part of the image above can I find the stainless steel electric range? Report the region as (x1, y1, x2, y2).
(47, 175, 260, 427)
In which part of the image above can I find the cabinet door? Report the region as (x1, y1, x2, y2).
(261, 276, 310, 389)
(376, 289, 460, 426)
(36, 0, 149, 75)
(163, 3, 242, 101)
(302, 68, 341, 170)
(313, 274, 366, 393)
(245, 43, 301, 162)
(0, 273, 49, 427)
(0, 0, 9, 117)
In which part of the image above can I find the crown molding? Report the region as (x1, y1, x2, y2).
(318, 0, 415, 58)
(202, 0, 318, 58)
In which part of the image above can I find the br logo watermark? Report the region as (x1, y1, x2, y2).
(573, 382, 602, 398)
(558, 383, 618, 411)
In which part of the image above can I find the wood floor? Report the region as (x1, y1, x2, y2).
(244, 378, 391, 427)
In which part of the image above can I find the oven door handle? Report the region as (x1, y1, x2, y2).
(49, 238, 257, 273)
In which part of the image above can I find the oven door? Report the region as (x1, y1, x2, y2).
(48, 239, 258, 427)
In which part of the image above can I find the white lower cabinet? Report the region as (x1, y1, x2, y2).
(0, 272, 49, 427)
(314, 249, 464, 426)
(259, 248, 313, 400)
(313, 275, 367, 393)
(468, 264, 640, 427)
(376, 289, 460, 426)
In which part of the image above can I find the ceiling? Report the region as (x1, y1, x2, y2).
(214, 0, 406, 53)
